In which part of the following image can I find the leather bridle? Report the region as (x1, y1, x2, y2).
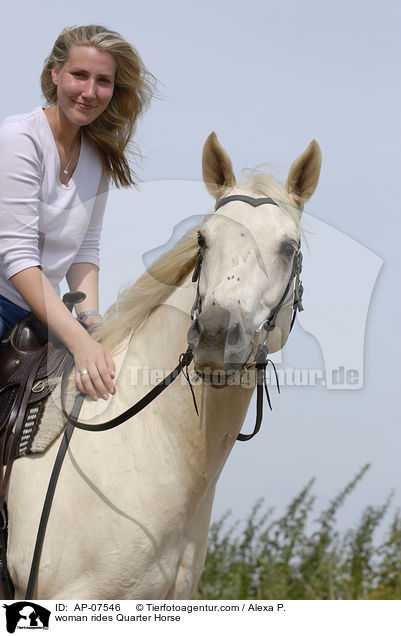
(190, 194, 304, 442)
(24, 194, 304, 599)
(192, 194, 304, 343)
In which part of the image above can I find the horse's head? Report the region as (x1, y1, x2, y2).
(187, 132, 321, 383)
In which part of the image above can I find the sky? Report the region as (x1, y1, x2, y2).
(1, 0, 400, 538)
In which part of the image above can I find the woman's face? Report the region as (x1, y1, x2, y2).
(52, 45, 116, 128)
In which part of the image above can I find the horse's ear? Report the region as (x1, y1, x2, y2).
(285, 140, 322, 207)
(202, 132, 236, 199)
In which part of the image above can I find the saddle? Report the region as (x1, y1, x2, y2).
(0, 292, 86, 471)
(0, 315, 69, 466)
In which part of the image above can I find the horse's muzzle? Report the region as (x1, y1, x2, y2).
(187, 305, 252, 375)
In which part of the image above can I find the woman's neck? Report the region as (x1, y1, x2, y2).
(45, 104, 80, 150)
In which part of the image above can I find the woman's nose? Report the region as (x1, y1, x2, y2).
(82, 78, 96, 100)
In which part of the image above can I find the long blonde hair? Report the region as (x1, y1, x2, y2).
(41, 25, 156, 187)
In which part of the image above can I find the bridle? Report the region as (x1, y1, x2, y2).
(24, 194, 304, 599)
(192, 194, 304, 346)
(201, 194, 304, 444)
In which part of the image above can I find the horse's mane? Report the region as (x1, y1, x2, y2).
(94, 224, 200, 352)
(95, 170, 300, 353)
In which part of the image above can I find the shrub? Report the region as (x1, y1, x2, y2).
(197, 465, 401, 599)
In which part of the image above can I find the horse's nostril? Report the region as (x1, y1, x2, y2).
(227, 322, 240, 346)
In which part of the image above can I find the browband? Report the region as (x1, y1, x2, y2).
(215, 195, 279, 211)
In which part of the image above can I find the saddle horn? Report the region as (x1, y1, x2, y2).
(62, 292, 86, 313)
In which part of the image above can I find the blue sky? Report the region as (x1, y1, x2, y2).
(1, 0, 400, 533)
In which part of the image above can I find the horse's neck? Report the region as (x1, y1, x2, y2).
(123, 280, 254, 489)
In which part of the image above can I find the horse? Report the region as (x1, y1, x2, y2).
(6, 132, 321, 599)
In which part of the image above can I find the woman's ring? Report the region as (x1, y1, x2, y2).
(80, 368, 89, 376)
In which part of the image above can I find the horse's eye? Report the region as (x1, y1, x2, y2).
(281, 242, 296, 259)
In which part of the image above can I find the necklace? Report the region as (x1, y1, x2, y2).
(50, 106, 79, 177)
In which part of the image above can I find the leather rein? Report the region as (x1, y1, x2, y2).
(24, 194, 304, 599)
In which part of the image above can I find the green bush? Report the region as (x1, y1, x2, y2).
(196, 465, 401, 599)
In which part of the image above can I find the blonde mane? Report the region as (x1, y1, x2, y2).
(96, 170, 301, 352)
(95, 225, 201, 351)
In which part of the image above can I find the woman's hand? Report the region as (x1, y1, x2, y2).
(72, 333, 116, 400)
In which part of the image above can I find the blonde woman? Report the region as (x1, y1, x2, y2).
(0, 25, 154, 400)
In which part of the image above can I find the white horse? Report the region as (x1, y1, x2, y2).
(6, 133, 321, 599)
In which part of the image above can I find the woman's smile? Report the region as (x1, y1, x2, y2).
(73, 101, 96, 110)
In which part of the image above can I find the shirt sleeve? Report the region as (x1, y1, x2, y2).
(0, 122, 42, 279)
(72, 171, 109, 268)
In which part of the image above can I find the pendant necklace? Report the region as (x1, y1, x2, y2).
(50, 105, 78, 176)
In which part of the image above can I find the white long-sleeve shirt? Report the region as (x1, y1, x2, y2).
(0, 106, 109, 309)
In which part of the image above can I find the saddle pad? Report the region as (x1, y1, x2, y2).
(25, 334, 130, 454)
(15, 372, 73, 458)
(27, 371, 78, 454)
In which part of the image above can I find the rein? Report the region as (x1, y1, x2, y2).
(24, 194, 304, 599)
(60, 348, 195, 431)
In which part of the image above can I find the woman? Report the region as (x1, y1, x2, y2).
(0, 25, 154, 401)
